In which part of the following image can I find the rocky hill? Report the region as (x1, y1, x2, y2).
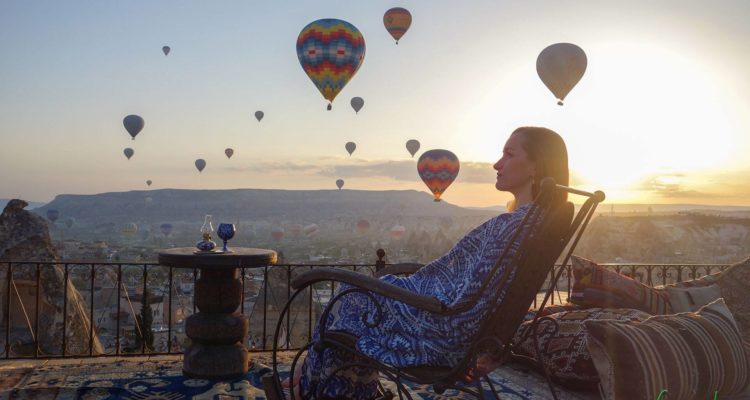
(34, 189, 496, 226)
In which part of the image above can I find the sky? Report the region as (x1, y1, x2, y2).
(1, 0, 749, 208)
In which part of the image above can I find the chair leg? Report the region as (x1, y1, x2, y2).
(483, 375, 502, 400)
(262, 373, 284, 400)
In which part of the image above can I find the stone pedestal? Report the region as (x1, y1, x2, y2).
(184, 268, 247, 378)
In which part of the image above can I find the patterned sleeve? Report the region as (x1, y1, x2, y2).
(381, 213, 517, 306)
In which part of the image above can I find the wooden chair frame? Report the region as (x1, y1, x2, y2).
(263, 178, 604, 400)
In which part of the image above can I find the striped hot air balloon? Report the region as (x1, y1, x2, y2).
(417, 149, 460, 202)
(296, 19, 366, 110)
(383, 7, 412, 44)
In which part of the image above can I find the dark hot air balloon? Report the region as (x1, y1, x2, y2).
(536, 43, 587, 105)
(195, 159, 206, 173)
(350, 97, 364, 113)
(406, 139, 420, 157)
(345, 142, 356, 156)
(46, 209, 59, 223)
(123, 148, 134, 160)
(255, 111, 264, 122)
(123, 115, 144, 140)
(336, 179, 344, 190)
(225, 148, 234, 159)
(162, 46, 170, 56)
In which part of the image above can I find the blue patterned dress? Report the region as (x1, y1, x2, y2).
(300, 204, 532, 399)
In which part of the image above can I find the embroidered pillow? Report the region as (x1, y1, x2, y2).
(512, 307, 651, 389)
(584, 298, 749, 400)
(664, 284, 722, 312)
(522, 303, 583, 322)
(570, 255, 672, 314)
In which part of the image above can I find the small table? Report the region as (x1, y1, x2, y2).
(158, 247, 277, 379)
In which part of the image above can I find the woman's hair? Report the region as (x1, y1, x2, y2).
(507, 126, 569, 210)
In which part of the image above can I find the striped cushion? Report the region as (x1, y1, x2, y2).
(570, 255, 672, 314)
(584, 298, 749, 400)
(512, 307, 651, 389)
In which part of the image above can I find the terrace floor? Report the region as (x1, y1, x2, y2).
(0, 352, 600, 399)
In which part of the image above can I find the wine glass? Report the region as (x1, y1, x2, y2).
(217, 223, 236, 253)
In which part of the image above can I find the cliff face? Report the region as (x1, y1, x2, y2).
(0, 199, 103, 356)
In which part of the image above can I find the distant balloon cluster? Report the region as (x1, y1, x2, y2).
(113, 7, 587, 210)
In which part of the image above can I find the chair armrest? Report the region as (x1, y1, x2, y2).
(291, 267, 445, 313)
(374, 263, 424, 278)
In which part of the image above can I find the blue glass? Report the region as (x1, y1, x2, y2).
(217, 223, 236, 253)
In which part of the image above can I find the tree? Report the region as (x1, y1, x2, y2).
(134, 288, 155, 352)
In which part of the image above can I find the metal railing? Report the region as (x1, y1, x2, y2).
(0, 256, 729, 360)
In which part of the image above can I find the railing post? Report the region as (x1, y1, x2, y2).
(375, 249, 386, 274)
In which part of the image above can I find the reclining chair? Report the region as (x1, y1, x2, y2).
(263, 178, 604, 399)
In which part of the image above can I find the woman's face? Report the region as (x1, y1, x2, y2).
(493, 132, 536, 193)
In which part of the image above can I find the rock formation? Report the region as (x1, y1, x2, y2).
(0, 199, 103, 356)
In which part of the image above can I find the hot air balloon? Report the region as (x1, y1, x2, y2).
(287, 224, 303, 237)
(536, 43, 587, 105)
(336, 179, 344, 190)
(297, 19, 366, 110)
(417, 149, 460, 202)
(345, 142, 356, 156)
(146, 180, 152, 186)
(195, 159, 206, 173)
(162, 46, 170, 56)
(406, 139, 420, 157)
(350, 97, 364, 113)
(390, 225, 406, 240)
(46, 209, 59, 223)
(225, 148, 234, 159)
(123, 148, 134, 160)
(383, 7, 412, 44)
(160, 223, 173, 237)
(255, 111, 264, 122)
(121, 222, 138, 237)
(439, 216, 454, 230)
(64, 217, 75, 229)
(271, 226, 284, 241)
(123, 115, 144, 140)
(356, 219, 370, 235)
(303, 223, 319, 237)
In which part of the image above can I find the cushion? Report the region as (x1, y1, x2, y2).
(584, 298, 749, 400)
(714, 257, 750, 342)
(512, 307, 651, 389)
(664, 284, 722, 312)
(570, 255, 672, 314)
(522, 303, 583, 322)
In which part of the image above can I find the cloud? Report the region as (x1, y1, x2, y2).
(637, 173, 708, 199)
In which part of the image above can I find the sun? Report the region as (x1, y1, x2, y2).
(466, 41, 736, 204)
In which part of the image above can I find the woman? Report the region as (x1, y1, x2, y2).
(294, 127, 569, 399)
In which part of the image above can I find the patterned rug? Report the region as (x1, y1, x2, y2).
(0, 358, 598, 399)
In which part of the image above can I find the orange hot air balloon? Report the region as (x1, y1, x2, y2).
(356, 219, 370, 235)
(390, 225, 406, 240)
(417, 149, 460, 202)
(288, 223, 303, 237)
(383, 7, 412, 44)
(271, 226, 284, 241)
